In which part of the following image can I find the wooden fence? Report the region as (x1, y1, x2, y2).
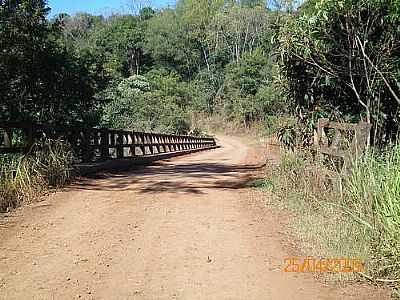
(314, 118, 372, 175)
(0, 121, 217, 163)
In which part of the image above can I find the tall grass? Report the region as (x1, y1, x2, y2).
(0, 154, 44, 211)
(0, 139, 75, 212)
(32, 138, 76, 186)
(346, 146, 400, 281)
(264, 146, 400, 287)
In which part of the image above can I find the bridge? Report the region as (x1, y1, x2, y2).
(0, 121, 218, 174)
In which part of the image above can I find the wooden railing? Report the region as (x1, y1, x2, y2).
(0, 121, 217, 163)
(314, 118, 372, 175)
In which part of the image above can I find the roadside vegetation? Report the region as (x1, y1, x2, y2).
(263, 148, 400, 291)
(1, 0, 399, 293)
(263, 0, 400, 294)
(0, 140, 75, 212)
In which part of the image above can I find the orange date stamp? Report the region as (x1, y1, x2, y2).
(283, 257, 364, 273)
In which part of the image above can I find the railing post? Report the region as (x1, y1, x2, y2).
(129, 132, 136, 157)
(23, 122, 34, 154)
(140, 133, 146, 155)
(116, 131, 124, 159)
(149, 134, 154, 154)
(3, 128, 11, 148)
(100, 129, 109, 160)
(81, 129, 91, 163)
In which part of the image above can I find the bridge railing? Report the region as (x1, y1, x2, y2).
(0, 121, 217, 163)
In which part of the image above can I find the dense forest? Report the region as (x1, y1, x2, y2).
(1, 0, 399, 143)
(1, 0, 286, 134)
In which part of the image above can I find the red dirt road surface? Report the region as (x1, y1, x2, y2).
(0, 136, 389, 299)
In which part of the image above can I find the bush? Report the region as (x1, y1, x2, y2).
(102, 72, 191, 134)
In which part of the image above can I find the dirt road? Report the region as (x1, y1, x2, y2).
(0, 136, 388, 299)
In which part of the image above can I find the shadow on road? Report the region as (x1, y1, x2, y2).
(69, 162, 266, 195)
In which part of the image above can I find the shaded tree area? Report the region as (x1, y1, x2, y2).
(277, 0, 400, 145)
(0, 0, 109, 126)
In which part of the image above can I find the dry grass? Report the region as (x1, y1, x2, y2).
(262, 149, 400, 296)
(0, 155, 45, 211)
(0, 139, 75, 212)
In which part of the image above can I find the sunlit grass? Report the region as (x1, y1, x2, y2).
(0, 139, 75, 212)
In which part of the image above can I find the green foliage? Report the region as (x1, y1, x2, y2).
(277, 0, 400, 145)
(221, 49, 278, 125)
(225, 49, 269, 96)
(0, 0, 108, 126)
(90, 15, 151, 78)
(277, 123, 297, 150)
(1, 0, 285, 133)
(144, 8, 201, 77)
(102, 73, 190, 133)
(207, 4, 274, 65)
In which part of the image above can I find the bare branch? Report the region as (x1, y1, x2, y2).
(356, 35, 400, 105)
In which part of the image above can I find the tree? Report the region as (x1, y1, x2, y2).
(0, 0, 108, 125)
(207, 5, 273, 65)
(222, 48, 273, 125)
(277, 0, 400, 144)
(54, 13, 104, 50)
(102, 72, 191, 133)
(144, 8, 201, 78)
(91, 15, 151, 77)
(176, 0, 224, 73)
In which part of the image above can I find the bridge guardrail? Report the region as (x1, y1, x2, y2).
(0, 121, 217, 163)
